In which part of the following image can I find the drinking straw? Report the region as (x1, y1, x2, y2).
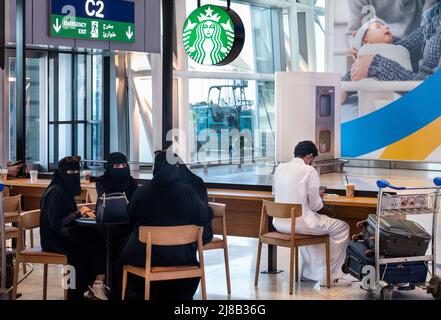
(345, 175, 349, 185)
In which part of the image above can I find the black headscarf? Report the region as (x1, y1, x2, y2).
(49, 156, 82, 197)
(151, 151, 184, 187)
(105, 152, 131, 182)
(96, 152, 138, 200)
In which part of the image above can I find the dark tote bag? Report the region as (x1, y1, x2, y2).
(96, 193, 129, 225)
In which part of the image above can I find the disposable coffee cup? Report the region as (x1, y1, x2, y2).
(0, 169, 7, 180)
(30, 170, 38, 184)
(345, 183, 356, 198)
(83, 170, 92, 183)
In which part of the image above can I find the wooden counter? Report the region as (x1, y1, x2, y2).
(1, 178, 95, 211)
(2, 178, 378, 236)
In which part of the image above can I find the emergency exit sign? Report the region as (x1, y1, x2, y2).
(50, 0, 135, 43)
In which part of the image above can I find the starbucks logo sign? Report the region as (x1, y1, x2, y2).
(183, 5, 245, 66)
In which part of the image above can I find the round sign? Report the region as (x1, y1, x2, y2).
(183, 5, 245, 66)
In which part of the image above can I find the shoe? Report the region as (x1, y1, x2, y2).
(300, 276, 314, 282)
(84, 280, 109, 300)
(320, 276, 355, 287)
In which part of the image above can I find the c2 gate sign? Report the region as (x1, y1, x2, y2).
(50, 0, 135, 43)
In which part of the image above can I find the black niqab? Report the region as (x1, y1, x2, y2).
(48, 157, 82, 197)
(96, 152, 138, 200)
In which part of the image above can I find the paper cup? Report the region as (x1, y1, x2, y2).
(30, 170, 38, 184)
(345, 183, 356, 198)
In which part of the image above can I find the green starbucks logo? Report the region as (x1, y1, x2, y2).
(183, 5, 245, 66)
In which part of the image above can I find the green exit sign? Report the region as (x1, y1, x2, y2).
(50, 0, 135, 43)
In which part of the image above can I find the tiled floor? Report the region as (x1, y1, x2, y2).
(10, 236, 437, 301)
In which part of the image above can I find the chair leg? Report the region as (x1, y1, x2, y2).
(30, 230, 34, 248)
(22, 262, 27, 276)
(63, 264, 68, 300)
(254, 241, 263, 287)
(289, 247, 295, 295)
(144, 278, 150, 300)
(43, 264, 48, 300)
(22, 231, 27, 275)
(12, 256, 21, 300)
(325, 239, 331, 289)
(223, 245, 232, 295)
(295, 247, 299, 282)
(200, 273, 207, 300)
(122, 267, 128, 300)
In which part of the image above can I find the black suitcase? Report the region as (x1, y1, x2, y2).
(361, 215, 431, 257)
(345, 241, 428, 285)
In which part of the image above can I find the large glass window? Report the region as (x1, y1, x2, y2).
(7, 52, 47, 167)
(49, 53, 104, 169)
(177, 0, 282, 165)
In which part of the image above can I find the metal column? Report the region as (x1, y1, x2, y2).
(162, 0, 174, 150)
(16, 0, 26, 162)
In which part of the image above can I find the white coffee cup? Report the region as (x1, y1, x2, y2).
(30, 170, 38, 183)
(82, 170, 92, 183)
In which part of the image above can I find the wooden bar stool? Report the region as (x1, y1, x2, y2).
(204, 203, 231, 294)
(12, 210, 69, 300)
(122, 225, 207, 300)
(254, 200, 331, 294)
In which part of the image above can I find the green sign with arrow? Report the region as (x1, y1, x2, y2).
(50, 0, 135, 43)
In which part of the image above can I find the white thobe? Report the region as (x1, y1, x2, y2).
(272, 158, 350, 283)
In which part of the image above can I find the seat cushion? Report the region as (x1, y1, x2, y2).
(261, 232, 329, 241)
(20, 246, 68, 259)
(203, 237, 224, 250)
(151, 265, 199, 273)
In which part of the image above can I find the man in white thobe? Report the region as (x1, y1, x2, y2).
(273, 141, 352, 286)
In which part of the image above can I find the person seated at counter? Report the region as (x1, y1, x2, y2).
(272, 141, 353, 286)
(40, 156, 108, 300)
(96, 152, 138, 201)
(120, 151, 213, 300)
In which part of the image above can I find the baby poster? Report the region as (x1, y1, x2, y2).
(338, 0, 441, 161)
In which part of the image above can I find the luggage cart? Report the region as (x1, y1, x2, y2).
(372, 177, 441, 300)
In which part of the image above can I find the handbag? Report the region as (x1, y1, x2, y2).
(7, 161, 25, 178)
(96, 192, 129, 225)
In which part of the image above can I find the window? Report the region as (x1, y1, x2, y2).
(177, 0, 282, 165)
(48, 53, 104, 170)
(7, 51, 48, 167)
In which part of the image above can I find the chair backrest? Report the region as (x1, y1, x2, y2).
(209, 202, 226, 235)
(139, 225, 203, 246)
(262, 200, 302, 219)
(2, 186, 10, 197)
(86, 190, 98, 203)
(3, 195, 22, 213)
(209, 202, 225, 218)
(20, 210, 41, 231)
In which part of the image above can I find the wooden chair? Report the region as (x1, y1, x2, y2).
(1, 186, 10, 197)
(3, 195, 24, 250)
(203, 202, 231, 294)
(3, 195, 22, 224)
(122, 225, 207, 300)
(254, 200, 331, 294)
(12, 210, 69, 300)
